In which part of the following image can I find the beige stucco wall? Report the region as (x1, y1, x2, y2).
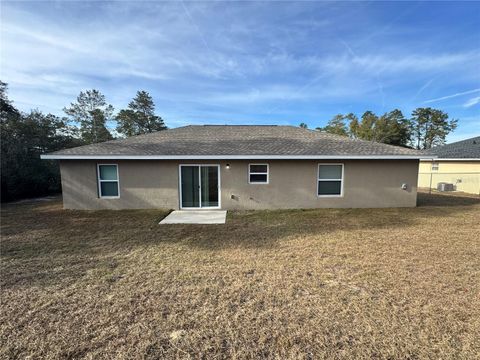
(418, 160, 480, 194)
(60, 159, 419, 210)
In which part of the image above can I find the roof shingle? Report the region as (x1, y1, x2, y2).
(44, 125, 423, 158)
(425, 136, 480, 159)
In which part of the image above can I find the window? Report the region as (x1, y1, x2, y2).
(97, 164, 119, 198)
(249, 164, 269, 184)
(431, 162, 439, 171)
(318, 164, 343, 197)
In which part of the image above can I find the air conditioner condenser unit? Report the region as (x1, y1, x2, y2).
(437, 182, 454, 191)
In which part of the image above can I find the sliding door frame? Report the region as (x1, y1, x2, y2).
(178, 164, 221, 210)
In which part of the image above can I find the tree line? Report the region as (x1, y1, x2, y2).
(300, 108, 457, 149)
(1, 81, 167, 202)
(1, 79, 459, 202)
(63, 88, 167, 143)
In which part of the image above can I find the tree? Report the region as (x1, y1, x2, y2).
(116, 91, 167, 137)
(63, 89, 114, 143)
(1, 82, 83, 201)
(347, 110, 410, 147)
(299, 122, 308, 129)
(1, 81, 19, 118)
(377, 109, 410, 146)
(330, 108, 454, 148)
(318, 114, 349, 136)
(353, 111, 379, 141)
(348, 113, 360, 139)
(410, 107, 457, 149)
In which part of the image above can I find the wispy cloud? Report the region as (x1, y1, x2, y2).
(463, 96, 480, 108)
(347, 53, 478, 74)
(1, 1, 479, 140)
(411, 77, 436, 101)
(424, 89, 480, 104)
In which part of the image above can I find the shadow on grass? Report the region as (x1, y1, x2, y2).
(1, 192, 479, 288)
(417, 191, 480, 207)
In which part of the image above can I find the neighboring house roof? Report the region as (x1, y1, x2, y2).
(424, 136, 480, 159)
(42, 125, 424, 160)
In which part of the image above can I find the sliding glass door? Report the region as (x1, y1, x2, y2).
(200, 166, 219, 207)
(180, 165, 220, 209)
(180, 166, 200, 208)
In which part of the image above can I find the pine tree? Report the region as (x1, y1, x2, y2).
(63, 89, 114, 143)
(318, 115, 349, 136)
(410, 108, 457, 149)
(116, 91, 167, 137)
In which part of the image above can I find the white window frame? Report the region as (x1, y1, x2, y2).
(248, 163, 269, 184)
(97, 164, 120, 199)
(431, 162, 439, 171)
(317, 163, 344, 198)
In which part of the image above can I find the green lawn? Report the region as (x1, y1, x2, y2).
(1, 192, 479, 359)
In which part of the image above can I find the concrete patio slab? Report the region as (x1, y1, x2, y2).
(159, 210, 227, 224)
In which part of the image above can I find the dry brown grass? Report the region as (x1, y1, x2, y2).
(1, 191, 480, 359)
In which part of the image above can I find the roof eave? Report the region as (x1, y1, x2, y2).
(420, 157, 480, 161)
(41, 154, 429, 160)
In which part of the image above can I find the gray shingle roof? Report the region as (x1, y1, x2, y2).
(43, 125, 423, 158)
(425, 136, 480, 159)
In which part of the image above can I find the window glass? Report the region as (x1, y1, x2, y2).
(201, 166, 219, 207)
(318, 165, 342, 179)
(181, 166, 200, 207)
(100, 182, 119, 197)
(250, 164, 268, 173)
(318, 181, 341, 195)
(99, 165, 118, 180)
(250, 174, 268, 183)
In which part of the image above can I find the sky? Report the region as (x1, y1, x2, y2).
(1, 1, 479, 142)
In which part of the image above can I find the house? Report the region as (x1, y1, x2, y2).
(41, 125, 425, 210)
(418, 136, 480, 195)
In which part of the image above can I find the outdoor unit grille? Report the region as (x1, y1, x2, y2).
(437, 182, 455, 192)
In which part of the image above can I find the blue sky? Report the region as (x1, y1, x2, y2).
(1, 1, 479, 142)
